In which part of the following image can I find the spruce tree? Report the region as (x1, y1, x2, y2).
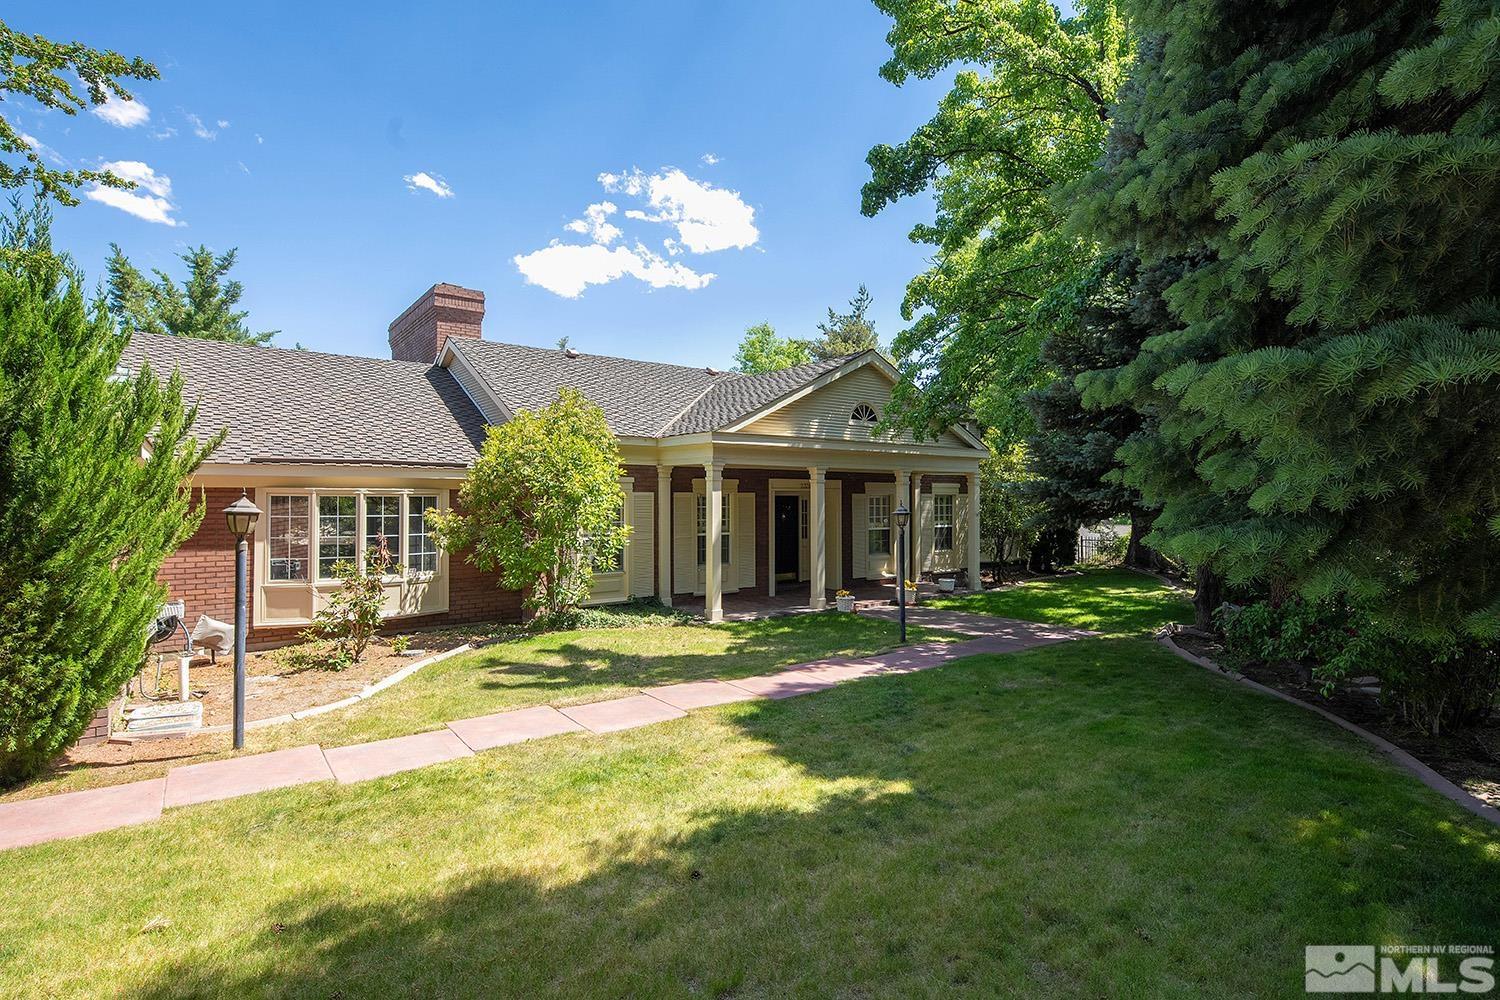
(0, 199, 218, 782)
(1072, 3, 1500, 644)
(107, 244, 277, 346)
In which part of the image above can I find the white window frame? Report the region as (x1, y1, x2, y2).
(406, 494, 440, 576)
(868, 494, 892, 556)
(933, 493, 955, 553)
(696, 493, 731, 567)
(267, 494, 311, 582)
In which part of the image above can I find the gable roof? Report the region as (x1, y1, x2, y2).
(120, 333, 488, 466)
(447, 339, 850, 437)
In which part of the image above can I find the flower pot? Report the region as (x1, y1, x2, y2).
(835, 595, 857, 613)
(903, 587, 919, 606)
(938, 578, 956, 593)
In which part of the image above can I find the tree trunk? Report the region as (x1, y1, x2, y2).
(1193, 565, 1223, 631)
(1124, 508, 1164, 571)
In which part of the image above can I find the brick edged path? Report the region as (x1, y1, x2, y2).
(0, 611, 1087, 852)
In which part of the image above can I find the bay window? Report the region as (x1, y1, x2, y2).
(365, 495, 401, 571)
(407, 495, 439, 573)
(317, 495, 357, 578)
(268, 495, 309, 581)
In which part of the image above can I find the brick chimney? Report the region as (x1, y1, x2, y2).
(388, 283, 485, 362)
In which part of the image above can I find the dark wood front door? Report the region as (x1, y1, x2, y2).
(774, 496, 799, 581)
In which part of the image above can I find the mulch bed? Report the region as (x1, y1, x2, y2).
(1175, 632, 1500, 809)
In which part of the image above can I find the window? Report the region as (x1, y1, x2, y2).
(592, 502, 625, 573)
(268, 495, 309, 581)
(407, 495, 439, 573)
(800, 496, 809, 540)
(365, 495, 401, 572)
(850, 403, 879, 424)
(317, 495, 357, 578)
(867, 495, 891, 555)
(695, 494, 730, 566)
(933, 494, 955, 552)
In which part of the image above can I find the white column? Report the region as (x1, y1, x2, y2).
(705, 460, 724, 622)
(910, 473, 923, 577)
(895, 470, 911, 586)
(809, 466, 827, 609)
(656, 464, 672, 606)
(967, 470, 983, 592)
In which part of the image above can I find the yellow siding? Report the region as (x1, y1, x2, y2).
(740, 365, 968, 446)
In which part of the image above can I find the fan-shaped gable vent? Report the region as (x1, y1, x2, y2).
(850, 403, 879, 424)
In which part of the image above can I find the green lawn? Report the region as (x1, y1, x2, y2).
(929, 567, 1194, 637)
(2, 636, 1495, 998)
(2, 612, 946, 802)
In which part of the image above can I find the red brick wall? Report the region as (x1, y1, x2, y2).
(387, 283, 484, 363)
(157, 485, 523, 650)
(76, 695, 121, 744)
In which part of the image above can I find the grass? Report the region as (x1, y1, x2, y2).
(928, 567, 1194, 637)
(1, 611, 946, 802)
(2, 637, 1495, 998)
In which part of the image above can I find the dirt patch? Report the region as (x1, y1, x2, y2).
(1175, 632, 1500, 809)
(125, 628, 491, 727)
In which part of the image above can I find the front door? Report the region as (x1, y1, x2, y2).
(774, 495, 799, 581)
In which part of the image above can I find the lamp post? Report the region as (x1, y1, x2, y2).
(223, 491, 261, 750)
(893, 502, 911, 644)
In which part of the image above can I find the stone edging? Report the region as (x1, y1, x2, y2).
(1157, 627, 1500, 828)
(118, 642, 484, 741)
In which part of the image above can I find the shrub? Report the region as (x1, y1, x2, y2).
(306, 538, 395, 666)
(1217, 598, 1500, 736)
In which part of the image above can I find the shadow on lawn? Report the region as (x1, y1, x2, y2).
(131, 640, 1500, 999)
(472, 615, 920, 694)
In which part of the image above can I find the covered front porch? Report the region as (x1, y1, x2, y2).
(642, 446, 983, 622)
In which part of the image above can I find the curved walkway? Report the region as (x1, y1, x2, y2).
(0, 610, 1088, 852)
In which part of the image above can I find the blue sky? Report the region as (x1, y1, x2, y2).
(10, 1, 956, 366)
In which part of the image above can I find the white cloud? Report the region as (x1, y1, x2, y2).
(514, 241, 713, 298)
(254, 133, 264, 144)
(216, 119, 230, 129)
(564, 201, 621, 244)
(84, 160, 181, 226)
(150, 126, 177, 140)
(185, 113, 217, 140)
(701, 152, 720, 165)
(601, 167, 757, 253)
(92, 91, 150, 128)
(404, 171, 454, 198)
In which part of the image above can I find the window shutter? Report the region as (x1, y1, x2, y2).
(918, 492, 935, 572)
(852, 494, 868, 580)
(673, 493, 696, 596)
(736, 493, 756, 590)
(629, 492, 654, 598)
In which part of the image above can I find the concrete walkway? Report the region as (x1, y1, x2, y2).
(0, 610, 1087, 852)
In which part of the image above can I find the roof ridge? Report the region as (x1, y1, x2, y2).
(126, 330, 439, 370)
(654, 376, 730, 437)
(463, 338, 752, 380)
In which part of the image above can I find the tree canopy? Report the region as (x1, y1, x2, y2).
(862, 0, 1132, 443)
(811, 285, 880, 359)
(107, 244, 277, 346)
(0, 19, 158, 204)
(732, 322, 812, 373)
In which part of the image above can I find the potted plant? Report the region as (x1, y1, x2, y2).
(835, 589, 857, 613)
(903, 579, 920, 605)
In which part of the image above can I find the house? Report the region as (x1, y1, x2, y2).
(125, 283, 988, 644)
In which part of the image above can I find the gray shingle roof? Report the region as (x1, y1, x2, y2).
(120, 333, 487, 466)
(451, 339, 852, 437)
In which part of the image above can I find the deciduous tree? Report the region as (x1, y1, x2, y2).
(433, 389, 628, 617)
(732, 322, 812, 373)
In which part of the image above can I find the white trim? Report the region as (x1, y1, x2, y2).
(437, 339, 513, 423)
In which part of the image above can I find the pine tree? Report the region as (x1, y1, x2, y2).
(107, 244, 277, 345)
(0, 198, 218, 782)
(1072, 2, 1500, 644)
(810, 285, 880, 359)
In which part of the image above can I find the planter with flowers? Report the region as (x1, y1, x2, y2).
(835, 589, 856, 613)
(903, 580, 919, 605)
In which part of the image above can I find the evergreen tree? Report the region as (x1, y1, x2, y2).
(1072, 3, 1500, 645)
(0, 198, 218, 782)
(1024, 250, 1175, 571)
(810, 285, 880, 358)
(862, 0, 1133, 442)
(107, 244, 277, 345)
(732, 322, 813, 373)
